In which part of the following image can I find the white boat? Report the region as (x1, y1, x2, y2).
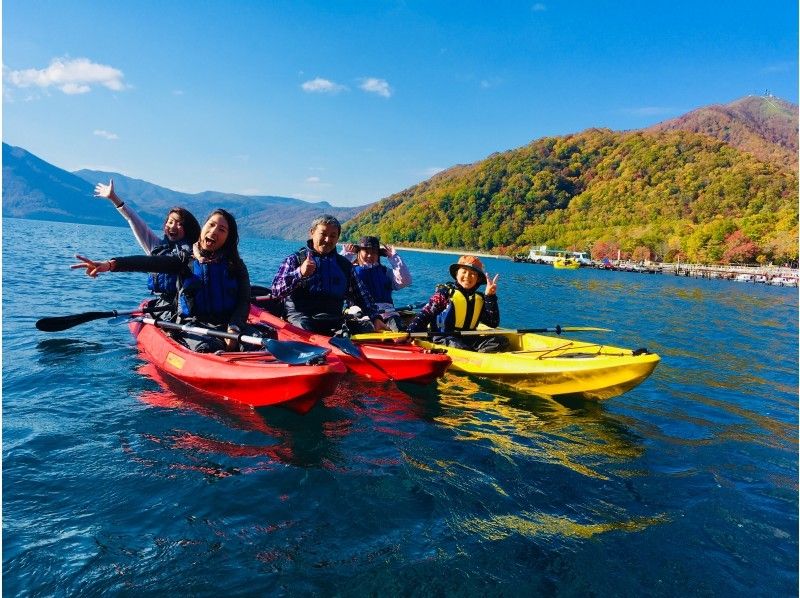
(528, 245, 592, 265)
(734, 274, 754, 282)
(769, 277, 798, 287)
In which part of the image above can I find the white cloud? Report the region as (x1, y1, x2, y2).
(305, 175, 332, 188)
(5, 57, 126, 95)
(480, 77, 504, 89)
(301, 77, 347, 94)
(93, 129, 119, 140)
(532, 3, 547, 11)
(359, 77, 392, 98)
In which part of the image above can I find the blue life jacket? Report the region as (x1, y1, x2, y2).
(178, 257, 239, 325)
(435, 284, 485, 332)
(147, 239, 192, 297)
(354, 264, 392, 304)
(285, 247, 352, 319)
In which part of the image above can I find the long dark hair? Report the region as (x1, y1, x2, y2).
(165, 207, 201, 244)
(206, 208, 242, 270)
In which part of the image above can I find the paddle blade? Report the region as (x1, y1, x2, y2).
(263, 338, 329, 366)
(329, 336, 364, 359)
(36, 311, 115, 332)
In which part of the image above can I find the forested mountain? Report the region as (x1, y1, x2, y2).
(648, 95, 798, 172)
(343, 96, 798, 264)
(2, 143, 364, 240)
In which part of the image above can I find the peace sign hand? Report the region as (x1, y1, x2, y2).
(485, 273, 500, 295)
(70, 254, 114, 278)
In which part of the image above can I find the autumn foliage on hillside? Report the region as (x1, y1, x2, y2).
(343, 121, 798, 264)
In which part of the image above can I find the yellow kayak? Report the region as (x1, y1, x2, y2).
(553, 257, 580, 269)
(411, 331, 660, 400)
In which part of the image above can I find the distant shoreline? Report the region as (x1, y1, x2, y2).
(394, 246, 512, 260)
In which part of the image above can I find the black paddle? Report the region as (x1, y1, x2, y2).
(328, 335, 364, 359)
(134, 316, 330, 366)
(393, 301, 428, 312)
(36, 306, 172, 332)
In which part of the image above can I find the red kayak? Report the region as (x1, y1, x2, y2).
(248, 305, 451, 384)
(128, 318, 347, 414)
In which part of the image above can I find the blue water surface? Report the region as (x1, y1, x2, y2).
(3, 218, 798, 596)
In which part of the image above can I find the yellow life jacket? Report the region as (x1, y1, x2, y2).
(436, 286, 484, 331)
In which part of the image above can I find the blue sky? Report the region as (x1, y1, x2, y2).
(3, 1, 797, 206)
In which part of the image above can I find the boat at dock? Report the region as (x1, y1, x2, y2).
(527, 245, 592, 266)
(553, 257, 581, 269)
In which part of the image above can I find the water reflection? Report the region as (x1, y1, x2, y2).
(418, 373, 644, 480)
(129, 363, 352, 472)
(457, 510, 669, 542)
(128, 366, 446, 475)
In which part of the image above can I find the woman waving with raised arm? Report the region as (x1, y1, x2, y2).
(72, 209, 252, 353)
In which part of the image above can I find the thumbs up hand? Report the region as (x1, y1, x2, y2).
(300, 251, 316, 278)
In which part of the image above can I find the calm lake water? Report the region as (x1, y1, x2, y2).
(3, 218, 798, 596)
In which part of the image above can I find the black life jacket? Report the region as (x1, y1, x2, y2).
(284, 247, 352, 320)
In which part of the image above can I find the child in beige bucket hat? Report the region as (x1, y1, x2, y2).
(406, 254, 508, 353)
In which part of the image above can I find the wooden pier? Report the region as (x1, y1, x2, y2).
(659, 262, 798, 286)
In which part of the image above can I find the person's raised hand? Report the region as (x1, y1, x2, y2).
(383, 245, 396, 257)
(485, 273, 499, 295)
(300, 251, 316, 278)
(94, 179, 121, 206)
(70, 254, 113, 278)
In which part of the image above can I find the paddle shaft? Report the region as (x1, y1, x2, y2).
(138, 317, 261, 346)
(135, 317, 332, 366)
(138, 316, 266, 348)
(36, 305, 172, 332)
